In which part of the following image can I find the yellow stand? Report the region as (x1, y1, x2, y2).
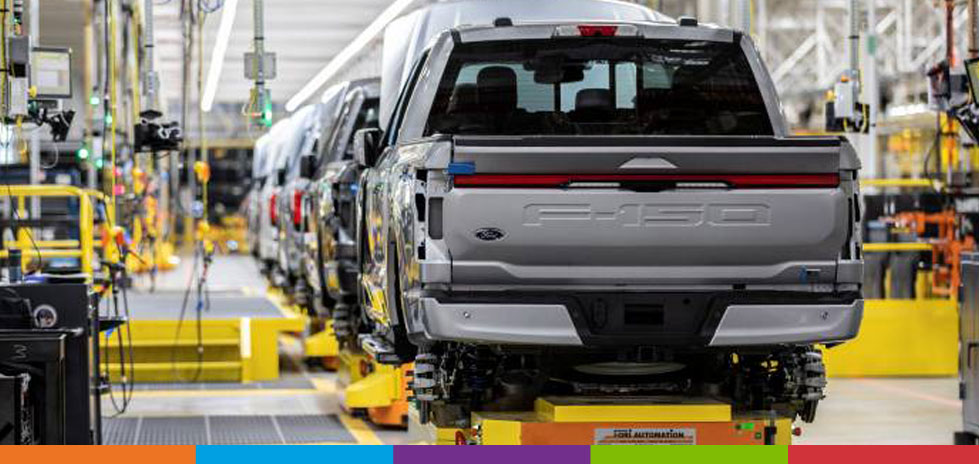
(823, 299, 959, 377)
(102, 314, 304, 383)
(338, 349, 411, 427)
(304, 320, 339, 357)
(303, 320, 340, 369)
(408, 397, 793, 445)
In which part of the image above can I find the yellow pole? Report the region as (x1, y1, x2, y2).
(80, 192, 94, 276)
(108, 0, 118, 211)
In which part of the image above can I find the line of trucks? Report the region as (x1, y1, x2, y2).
(245, 0, 864, 431)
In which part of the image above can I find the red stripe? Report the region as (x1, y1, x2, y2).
(453, 173, 840, 188)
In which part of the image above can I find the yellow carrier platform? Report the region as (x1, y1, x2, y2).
(409, 397, 793, 445)
(301, 319, 340, 369)
(337, 348, 411, 427)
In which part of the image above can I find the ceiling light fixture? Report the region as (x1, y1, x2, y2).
(285, 0, 417, 112)
(201, 0, 240, 112)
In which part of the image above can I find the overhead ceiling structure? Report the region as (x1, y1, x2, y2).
(153, 0, 393, 111)
(39, 0, 963, 140)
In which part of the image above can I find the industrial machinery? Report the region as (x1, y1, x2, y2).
(958, 253, 979, 445)
(0, 281, 109, 444)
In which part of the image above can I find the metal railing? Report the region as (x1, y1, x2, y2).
(0, 184, 116, 279)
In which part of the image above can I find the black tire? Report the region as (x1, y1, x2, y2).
(954, 431, 978, 445)
(387, 242, 417, 363)
(315, 229, 335, 311)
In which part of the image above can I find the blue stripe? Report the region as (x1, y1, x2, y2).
(196, 445, 393, 464)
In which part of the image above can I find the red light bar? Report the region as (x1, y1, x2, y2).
(453, 174, 840, 189)
(292, 190, 304, 228)
(578, 25, 618, 37)
(270, 193, 278, 226)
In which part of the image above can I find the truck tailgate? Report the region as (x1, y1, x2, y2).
(440, 136, 856, 286)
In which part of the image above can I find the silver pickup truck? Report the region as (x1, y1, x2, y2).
(354, 18, 863, 426)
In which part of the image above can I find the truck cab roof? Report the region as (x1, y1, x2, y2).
(449, 19, 733, 44)
(380, 0, 669, 129)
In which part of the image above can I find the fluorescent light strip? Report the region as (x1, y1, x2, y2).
(285, 0, 417, 112)
(201, 0, 240, 112)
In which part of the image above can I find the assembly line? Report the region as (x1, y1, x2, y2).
(0, 0, 977, 448)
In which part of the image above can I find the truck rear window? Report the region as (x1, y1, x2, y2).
(425, 38, 773, 137)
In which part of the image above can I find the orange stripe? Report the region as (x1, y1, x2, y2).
(0, 446, 195, 462)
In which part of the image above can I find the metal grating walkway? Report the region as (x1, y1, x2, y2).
(123, 290, 285, 320)
(103, 414, 356, 445)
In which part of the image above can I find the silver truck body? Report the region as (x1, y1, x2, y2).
(358, 20, 863, 352)
(275, 105, 320, 283)
(304, 79, 381, 314)
(247, 133, 272, 257)
(277, 88, 351, 300)
(256, 119, 292, 269)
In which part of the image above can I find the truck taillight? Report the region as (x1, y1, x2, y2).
(578, 25, 618, 37)
(293, 191, 304, 228)
(553, 24, 639, 38)
(270, 193, 278, 226)
(453, 174, 841, 189)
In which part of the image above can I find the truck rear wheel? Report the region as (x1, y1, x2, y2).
(954, 431, 978, 445)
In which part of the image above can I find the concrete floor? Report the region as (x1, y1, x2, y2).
(108, 254, 964, 445)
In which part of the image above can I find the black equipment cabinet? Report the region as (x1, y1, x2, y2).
(0, 332, 67, 444)
(0, 283, 98, 444)
(958, 254, 979, 445)
(0, 373, 33, 444)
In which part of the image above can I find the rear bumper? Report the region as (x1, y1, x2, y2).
(409, 292, 862, 348)
(416, 298, 583, 345)
(708, 300, 863, 346)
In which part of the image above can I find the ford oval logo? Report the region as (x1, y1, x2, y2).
(474, 227, 506, 242)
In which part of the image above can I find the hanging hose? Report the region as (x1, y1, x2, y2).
(102, 227, 136, 416)
(171, 243, 210, 383)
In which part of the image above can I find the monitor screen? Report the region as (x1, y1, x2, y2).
(966, 58, 979, 104)
(31, 48, 72, 99)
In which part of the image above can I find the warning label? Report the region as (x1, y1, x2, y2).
(594, 428, 697, 445)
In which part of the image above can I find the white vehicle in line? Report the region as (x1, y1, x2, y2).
(256, 119, 292, 275)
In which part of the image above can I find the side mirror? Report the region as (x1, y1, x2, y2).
(277, 168, 286, 185)
(299, 154, 317, 179)
(353, 128, 383, 168)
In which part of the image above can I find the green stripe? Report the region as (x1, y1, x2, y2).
(591, 445, 789, 464)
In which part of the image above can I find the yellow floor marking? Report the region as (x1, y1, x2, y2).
(337, 413, 383, 445)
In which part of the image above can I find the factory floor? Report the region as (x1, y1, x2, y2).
(103, 254, 963, 445)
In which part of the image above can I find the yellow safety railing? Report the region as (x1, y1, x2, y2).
(861, 178, 936, 189)
(863, 242, 934, 252)
(0, 184, 115, 279)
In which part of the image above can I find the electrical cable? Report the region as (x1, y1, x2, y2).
(170, 244, 210, 383)
(118, 252, 135, 411)
(101, 0, 138, 417)
(102, 236, 139, 416)
(38, 141, 60, 170)
(198, 0, 224, 14)
(0, 0, 41, 274)
(169, 2, 214, 380)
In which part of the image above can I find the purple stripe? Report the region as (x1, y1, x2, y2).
(394, 445, 590, 464)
